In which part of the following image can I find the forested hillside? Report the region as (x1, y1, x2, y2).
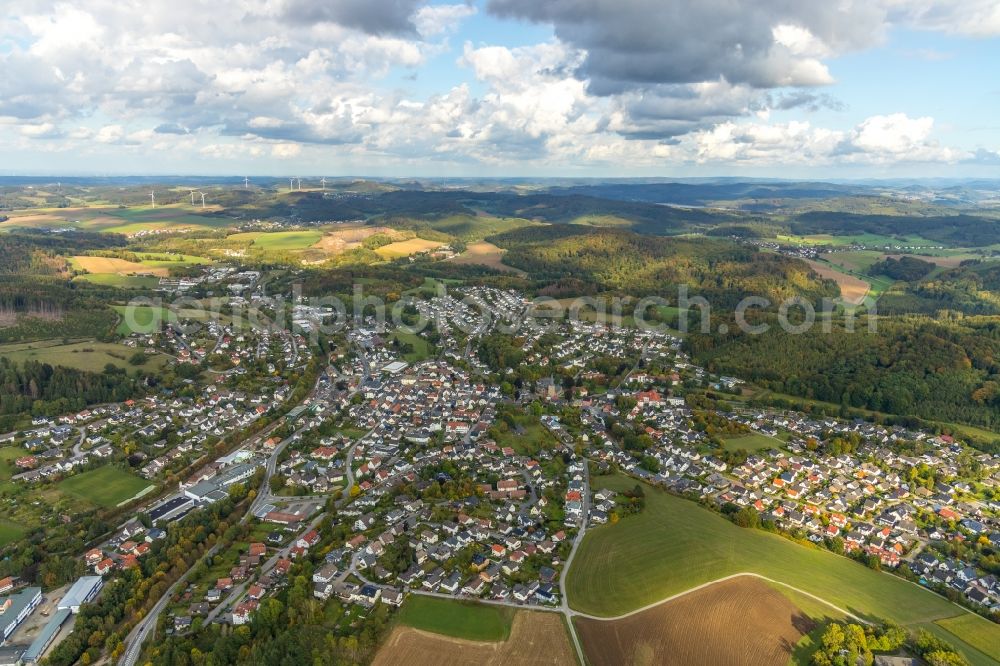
(0, 276, 120, 342)
(879, 261, 1000, 316)
(0, 358, 140, 428)
(871, 256, 936, 281)
(792, 212, 1000, 246)
(0, 231, 126, 275)
(489, 226, 838, 307)
(689, 317, 1000, 432)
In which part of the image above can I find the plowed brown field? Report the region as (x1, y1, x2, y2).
(575, 577, 811, 666)
(803, 259, 870, 304)
(373, 611, 575, 666)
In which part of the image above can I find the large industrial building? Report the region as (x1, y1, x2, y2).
(19, 576, 104, 665)
(0, 587, 41, 642)
(57, 577, 103, 614)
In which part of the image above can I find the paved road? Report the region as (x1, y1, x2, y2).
(120, 369, 333, 666)
(120, 539, 224, 666)
(558, 457, 590, 665)
(204, 513, 325, 624)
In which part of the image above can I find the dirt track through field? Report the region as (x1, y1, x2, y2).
(373, 612, 575, 666)
(575, 577, 811, 666)
(803, 259, 870, 305)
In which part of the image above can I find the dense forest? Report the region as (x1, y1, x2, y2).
(871, 255, 936, 281)
(879, 261, 1000, 316)
(689, 317, 1000, 432)
(0, 358, 141, 428)
(791, 211, 1000, 246)
(488, 226, 838, 308)
(0, 230, 126, 275)
(233, 188, 741, 235)
(0, 275, 123, 342)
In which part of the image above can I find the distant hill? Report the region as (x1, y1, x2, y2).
(489, 225, 837, 308)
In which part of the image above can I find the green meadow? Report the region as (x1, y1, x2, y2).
(566, 474, 999, 665)
(396, 595, 514, 641)
(57, 466, 153, 508)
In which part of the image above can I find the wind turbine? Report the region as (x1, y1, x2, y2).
(243, 176, 249, 190)
(190, 189, 196, 205)
(150, 190, 155, 208)
(289, 178, 294, 192)
(296, 177, 302, 191)
(200, 192, 206, 209)
(320, 177, 326, 190)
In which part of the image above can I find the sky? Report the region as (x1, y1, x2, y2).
(1, 0, 999, 178)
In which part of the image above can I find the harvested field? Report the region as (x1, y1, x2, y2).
(375, 238, 445, 259)
(803, 259, 870, 305)
(71, 256, 169, 277)
(373, 612, 574, 666)
(575, 576, 811, 666)
(449, 241, 526, 275)
(310, 225, 399, 254)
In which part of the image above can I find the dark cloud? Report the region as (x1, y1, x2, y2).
(627, 86, 756, 122)
(487, 0, 883, 93)
(281, 0, 423, 35)
(611, 82, 761, 139)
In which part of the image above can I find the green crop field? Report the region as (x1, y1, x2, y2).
(396, 595, 514, 641)
(112, 304, 175, 335)
(721, 433, 782, 452)
(228, 230, 322, 250)
(0, 339, 166, 373)
(566, 474, 1000, 664)
(133, 253, 212, 267)
(73, 274, 161, 288)
(822, 250, 883, 273)
(934, 615, 1000, 663)
(96, 208, 234, 234)
(57, 466, 153, 508)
